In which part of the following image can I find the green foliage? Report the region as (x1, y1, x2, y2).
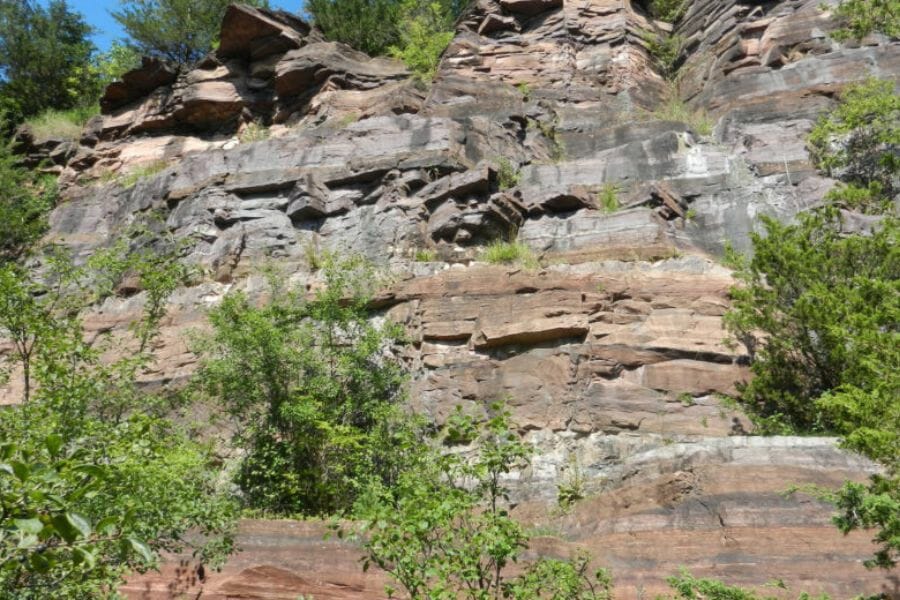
(496, 157, 521, 190)
(0, 239, 235, 597)
(0, 0, 99, 126)
(307, 0, 462, 69)
(830, 0, 900, 41)
(24, 105, 99, 142)
(0, 139, 55, 264)
(196, 254, 412, 516)
(481, 240, 537, 267)
(306, 0, 403, 56)
(663, 569, 830, 600)
(388, 0, 455, 80)
(808, 79, 899, 212)
(94, 41, 142, 87)
(353, 404, 612, 599)
(646, 0, 687, 23)
(724, 209, 898, 434)
(598, 183, 620, 214)
(112, 0, 269, 65)
(831, 476, 899, 569)
(643, 33, 683, 79)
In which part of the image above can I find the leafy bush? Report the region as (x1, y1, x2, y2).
(0, 138, 54, 264)
(725, 209, 898, 434)
(647, 0, 687, 23)
(496, 157, 521, 190)
(352, 404, 613, 600)
(0, 240, 235, 597)
(644, 33, 683, 79)
(807, 79, 899, 212)
(196, 255, 413, 516)
(306, 0, 405, 56)
(389, 0, 455, 80)
(831, 0, 900, 41)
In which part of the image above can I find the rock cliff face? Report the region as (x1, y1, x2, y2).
(6, 0, 899, 597)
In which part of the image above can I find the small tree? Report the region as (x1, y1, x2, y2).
(112, 0, 269, 66)
(352, 403, 613, 599)
(196, 254, 411, 516)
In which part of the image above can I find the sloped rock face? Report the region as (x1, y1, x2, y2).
(7, 1, 899, 598)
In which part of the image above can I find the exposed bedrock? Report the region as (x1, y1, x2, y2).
(5, 0, 899, 597)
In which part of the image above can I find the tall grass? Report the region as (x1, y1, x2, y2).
(481, 240, 538, 268)
(25, 105, 99, 141)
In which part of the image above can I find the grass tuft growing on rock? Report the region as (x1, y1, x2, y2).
(119, 160, 168, 188)
(481, 240, 537, 268)
(25, 105, 99, 142)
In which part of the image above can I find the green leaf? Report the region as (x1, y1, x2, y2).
(44, 434, 63, 457)
(13, 517, 44, 535)
(74, 547, 97, 569)
(66, 512, 92, 539)
(10, 460, 30, 482)
(128, 537, 154, 563)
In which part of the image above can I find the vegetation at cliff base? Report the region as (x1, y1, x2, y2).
(0, 241, 236, 597)
(0, 140, 55, 264)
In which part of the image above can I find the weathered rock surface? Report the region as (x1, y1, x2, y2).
(6, 0, 899, 597)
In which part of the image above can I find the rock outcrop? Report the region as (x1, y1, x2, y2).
(6, 0, 899, 598)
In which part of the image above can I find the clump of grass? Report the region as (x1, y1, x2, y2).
(684, 208, 697, 221)
(598, 183, 620, 213)
(651, 96, 713, 136)
(119, 160, 168, 188)
(496, 157, 521, 190)
(413, 248, 437, 262)
(25, 105, 99, 142)
(238, 121, 269, 143)
(647, 0, 688, 23)
(481, 239, 537, 267)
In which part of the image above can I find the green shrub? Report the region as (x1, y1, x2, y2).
(644, 33, 683, 79)
(557, 456, 586, 510)
(196, 254, 413, 516)
(306, 0, 404, 56)
(662, 569, 830, 600)
(481, 239, 536, 267)
(24, 105, 98, 142)
(831, 0, 900, 41)
(352, 404, 613, 600)
(496, 157, 521, 190)
(0, 138, 54, 264)
(647, 0, 687, 22)
(807, 79, 899, 211)
(388, 0, 455, 81)
(0, 241, 234, 597)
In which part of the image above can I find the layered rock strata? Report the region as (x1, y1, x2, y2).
(5, 0, 899, 597)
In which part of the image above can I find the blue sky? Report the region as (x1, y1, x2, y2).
(67, 1, 301, 50)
